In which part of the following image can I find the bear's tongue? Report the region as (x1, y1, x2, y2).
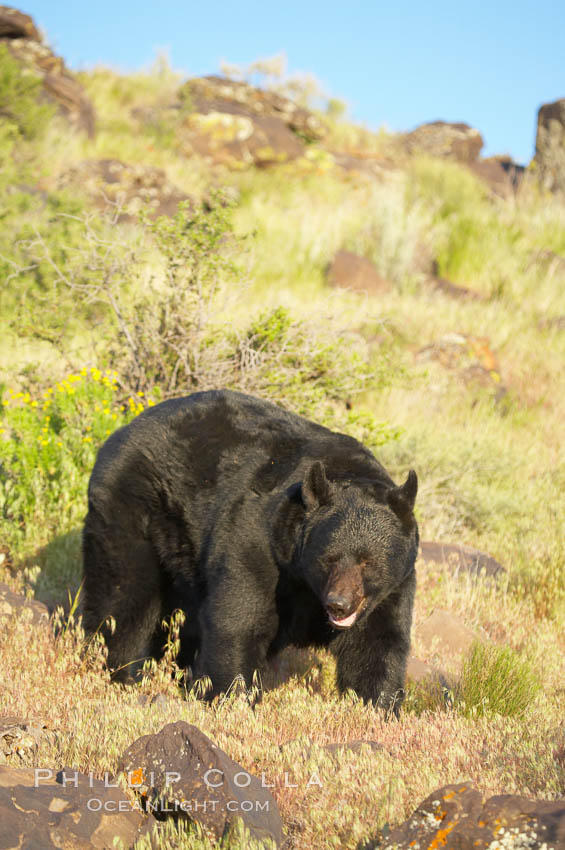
(329, 610, 359, 628)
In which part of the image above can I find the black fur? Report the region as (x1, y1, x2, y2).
(82, 390, 418, 714)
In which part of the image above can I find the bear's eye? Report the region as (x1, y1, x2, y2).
(323, 555, 342, 568)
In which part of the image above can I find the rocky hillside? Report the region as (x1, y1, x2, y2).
(0, 6, 564, 849)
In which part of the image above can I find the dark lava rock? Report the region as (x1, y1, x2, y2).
(58, 158, 191, 221)
(326, 250, 391, 294)
(0, 716, 52, 760)
(469, 156, 525, 198)
(403, 121, 484, 163)
(117, 721, 284, 847)
(534, 97, 565, 193)
(0, 5, 95, 135)
(0, 5, 38, 38)
(0, 765, 153, 849)
(416, 609, 480, 664)
(424, 268, 483, 301)
(176, 75, 325, 168)
(380, 782, 565, 849)
(182, 75, 324, 141)
(0, 582, 49, 627)
(419, 541, 506, 579)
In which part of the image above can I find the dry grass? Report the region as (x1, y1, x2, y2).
(0, 602, 562, 849)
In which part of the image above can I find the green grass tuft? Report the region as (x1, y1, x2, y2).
(456, 641, 541, 719)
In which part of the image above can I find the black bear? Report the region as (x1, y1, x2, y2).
(82, 390, 418, 713)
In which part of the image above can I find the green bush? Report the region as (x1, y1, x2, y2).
(0, 369, 151, 596)
(0, 44, 52, 183)
(456, 641, 541, 718)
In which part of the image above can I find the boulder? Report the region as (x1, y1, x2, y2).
(416, 609, 481, 668)
(405, 655, 447, 686)
(0, 5, 38, 38)
(326, 250, 391, 294)
(424, 266, 483, 300)
(0, 5, 95, 135)
(469, 156, 525, 197)
(419, 541, 506, 579)
(117, 721, 284, 847)
(534, 97, 565, 193)
(58, 159, 191, 221)
(0, 765, 153, 849)
(403, 121, 484, 163)
(415, 332, 506, 397)
(0, 716, 52, 761)
(381, 782, 565, 849)
(176, 75, 324, 168)
(0, 581, 49, 626)
(182, 75, 324, 140)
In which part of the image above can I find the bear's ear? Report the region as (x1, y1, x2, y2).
(301, 460, 333, 512)
(387, 470, 418, 524)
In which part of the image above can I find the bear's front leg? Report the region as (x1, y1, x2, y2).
(332, 570, 415, 716)
(193, 559, 279, 699)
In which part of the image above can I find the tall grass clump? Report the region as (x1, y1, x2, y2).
(405, 643, 542, 719)
(405, 157, 525, 293)
(456, 641, 541, 719)
(236, 169, 433, 298)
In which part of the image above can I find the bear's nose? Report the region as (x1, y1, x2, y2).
(325, 591, 354, 618)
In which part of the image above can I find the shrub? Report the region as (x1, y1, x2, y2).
(0, 44, 53, 186)
(0, 368, 153, 599)
(456, 641, 541, 718)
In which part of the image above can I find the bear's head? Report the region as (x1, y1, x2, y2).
(297, 460, 418, 630)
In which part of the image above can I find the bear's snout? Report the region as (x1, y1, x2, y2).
(323, 563, 366, 629)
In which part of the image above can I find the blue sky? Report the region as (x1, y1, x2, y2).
(22, 0, 565, 164)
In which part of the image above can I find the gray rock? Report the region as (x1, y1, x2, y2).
(380, 782, 565, 849)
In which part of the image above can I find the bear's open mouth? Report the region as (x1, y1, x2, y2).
(327, 598, 366, 629)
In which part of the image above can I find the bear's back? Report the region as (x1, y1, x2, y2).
(88, 390, 390, 509)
